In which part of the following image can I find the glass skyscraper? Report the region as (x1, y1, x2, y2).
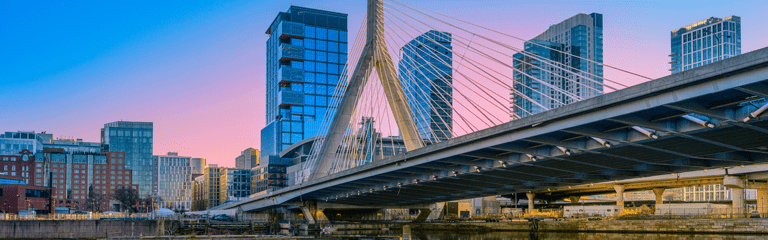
(512, 13, 603, 118)
(670, 16, 741, 74)
(261, 6, 348, 157)
(398, 30, 453, 142)
(101, 121, 154, 197)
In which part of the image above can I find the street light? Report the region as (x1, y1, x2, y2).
(703, 29, 732, 61)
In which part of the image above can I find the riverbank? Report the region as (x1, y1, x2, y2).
(409, 219, 768, 234)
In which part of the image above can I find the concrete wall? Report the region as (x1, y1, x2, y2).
(0, 220, 179, 239)
(413, 219, 768, 234)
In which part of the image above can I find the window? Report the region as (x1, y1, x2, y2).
(316, 27, 327, 40)
(304, 39, 315, 49)
(304, 61, 315, 72)
(316, 40, 327, 51)
(305, 26, 315, 38)
(316, 51, 326, 62)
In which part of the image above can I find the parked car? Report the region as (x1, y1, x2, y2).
(211, 214, 232, 221)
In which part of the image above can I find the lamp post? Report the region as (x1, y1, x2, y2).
(704, 29, 732, 61)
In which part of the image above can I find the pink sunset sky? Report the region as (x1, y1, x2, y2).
(1, 0, 767, 167)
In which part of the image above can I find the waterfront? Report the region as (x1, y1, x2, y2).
(412, 231, 768, 240)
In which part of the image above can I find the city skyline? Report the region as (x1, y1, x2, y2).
(3, 0, 768, 167)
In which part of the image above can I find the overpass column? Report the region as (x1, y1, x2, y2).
(613, 185, 625, 212)
(724, 175, 746, 218)
(652, 188, 666, 206)
(526, 193, 536, 212)
(568, 196, 580, 203)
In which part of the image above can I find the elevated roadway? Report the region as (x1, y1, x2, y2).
(220, 47, 768, 214)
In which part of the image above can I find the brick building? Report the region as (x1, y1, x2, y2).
(0, 175, 52, 214)
(1, 151, 137, 212)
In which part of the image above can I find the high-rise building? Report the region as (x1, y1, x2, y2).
(220, 168, 251, 202)
(190, 158, 206, 175)
(261, 6, 348, 158)
(191, 174, 206, 211)
(398, 30, 453, 142)
(203, 164, 225, 208)
(235, 148, 259, 169)
(101, 121, 154, 198)
(670, 16, 741, 74)
(153, 152, 192, 211)
(512, 13, 603, 118)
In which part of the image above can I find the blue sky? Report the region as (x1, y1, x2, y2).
(1, 0, 766, 166)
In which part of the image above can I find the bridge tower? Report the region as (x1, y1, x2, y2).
(308, 0, 424, 181)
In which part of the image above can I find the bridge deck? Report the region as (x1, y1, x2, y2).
(224, 46, 768, 212)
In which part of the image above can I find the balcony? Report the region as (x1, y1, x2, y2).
(279, 44, 305, 62)
(278, 67, 304, 84)
(277, 21, 305, 39)
(278, 90, 305, 107)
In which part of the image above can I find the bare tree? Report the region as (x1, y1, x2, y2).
(113, 187, 139, 213)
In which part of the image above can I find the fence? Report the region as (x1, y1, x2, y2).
(0, 212, 183, 220)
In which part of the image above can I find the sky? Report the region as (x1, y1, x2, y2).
(1, 0, 767, 167)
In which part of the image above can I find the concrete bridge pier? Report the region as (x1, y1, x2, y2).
(724, 175, 746, 217)
(614, 185, 625, 212)
(652, 188, 666, 206)
(301, 201, 329, 224)
(568, 196, 580, 203)
(526, 193, 536, 212)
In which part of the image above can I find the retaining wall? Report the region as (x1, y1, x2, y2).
(0, 220, 180, 239)
(412, 219, 768, 234)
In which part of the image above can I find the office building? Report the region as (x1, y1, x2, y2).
(235, 148, 259, 169)
(191, 174, 206, 211)
(191, 158, 206, 175)
(44, 138, 101, 154)
(398, 30, 453, 142)
(221, 168, 251, 202)
(101, 121, 154, 198)
(153, 152, 192, 211)
(670, 16, 741, 73)
(0, 131, 45, 156)
(512, 13, 604, 118)
(261, 6, 348, 157)
(204, 164, 225, 208)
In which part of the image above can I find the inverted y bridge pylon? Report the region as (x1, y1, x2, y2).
(308, 0, 424, 181)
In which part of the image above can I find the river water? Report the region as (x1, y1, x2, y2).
(410, 231, 765, 240)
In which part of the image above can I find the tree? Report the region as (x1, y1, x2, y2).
(113, 187, 139, 213)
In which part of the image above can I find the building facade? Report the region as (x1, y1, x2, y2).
(153, 152, 192, 211)
(235, 148, 259, 170)
(512, 13, 603, 118)
(101, 121, 154, 198)
(251, 156, 289, 193)
(0, 131, 45, 156)
(190, 158, 206, 175)
(0, 175, 52, 214)
(191, 174, 206, 211)
(670, 16, 741, 74)
(2, 151, 138, 212)
(203, 164, 225, 208)
(221, 169, 251, 202)
(398, 30, 453, 142)
(261, 6, 348, 157)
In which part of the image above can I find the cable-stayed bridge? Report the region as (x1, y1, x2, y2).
(219, 0, 768, 218)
